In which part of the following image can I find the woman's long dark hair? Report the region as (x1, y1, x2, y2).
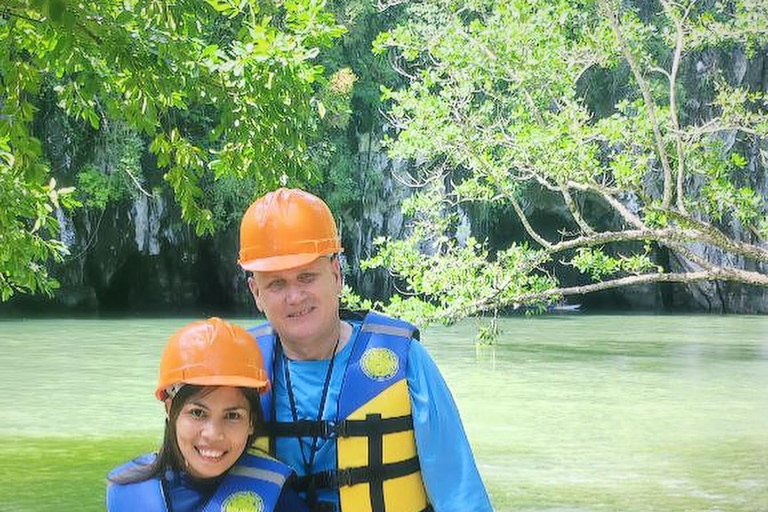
(108, 385, 266, 485)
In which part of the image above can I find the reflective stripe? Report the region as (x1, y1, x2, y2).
(228, 466, 288, 487)
(360, 322, 413, 338)
(250, 324, 273, 337)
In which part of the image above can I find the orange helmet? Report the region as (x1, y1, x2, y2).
(156, 317, 269, 401)
(238, 188, 343, 272)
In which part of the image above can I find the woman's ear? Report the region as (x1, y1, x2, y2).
(164, 399, 172, 420)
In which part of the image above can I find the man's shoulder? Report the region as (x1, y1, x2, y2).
(246, 320, 273, 338)
(359, 311, 419, 340)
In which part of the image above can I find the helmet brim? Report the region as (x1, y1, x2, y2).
(156, 375, 270, 401)
(239, 252, 330, 272)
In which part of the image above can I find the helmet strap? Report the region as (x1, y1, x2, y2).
(165, 382, 185, 400)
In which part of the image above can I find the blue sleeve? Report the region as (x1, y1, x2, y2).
(407, 341, 494, 512)
(275, 485, 310, 512)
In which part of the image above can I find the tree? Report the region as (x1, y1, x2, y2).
(367, 0, 768, 324)
(0, 0, 343, 299)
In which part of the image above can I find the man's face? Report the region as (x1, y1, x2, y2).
(248, 256, 342, 347)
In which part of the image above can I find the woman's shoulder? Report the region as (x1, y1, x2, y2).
(107, 453, 158, 483)
(106, 454, 167, 512)
(241, 449, 294, 476)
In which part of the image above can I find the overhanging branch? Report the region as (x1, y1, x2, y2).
(438, 267, 768, 322)
(513, 267, 768, 304)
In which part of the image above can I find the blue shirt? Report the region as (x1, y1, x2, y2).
(270, 322, 493, 512)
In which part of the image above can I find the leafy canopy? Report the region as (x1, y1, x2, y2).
(0, 0, 344, 298)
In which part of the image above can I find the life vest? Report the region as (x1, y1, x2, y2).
(106, 450, 292, 512)
(250, 311, 432, 512)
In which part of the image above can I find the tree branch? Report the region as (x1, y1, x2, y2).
(560, 184, 596, 235)
(604, 1, 675, 208)
(510, 196, 552, 248)
(512, 267, 768, 304)
(660, 0, 695, 214)
(587, 184, 646, 229)
(435, 266, 768, 323)
(666, 210, 768, 264)
(665, 241, 716, 271)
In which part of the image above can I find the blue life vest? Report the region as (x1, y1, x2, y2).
(250, 311, 432, 512)
(106, 450, 293, 512)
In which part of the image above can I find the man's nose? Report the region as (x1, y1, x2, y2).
(285, 283, 305, 304)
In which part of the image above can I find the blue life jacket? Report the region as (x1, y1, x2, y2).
(106, 450, 293, 512)
(249, 311, 432, 512)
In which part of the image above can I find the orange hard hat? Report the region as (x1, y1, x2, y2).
(238, 188, 342, 272)
(156, 317, 269, 401)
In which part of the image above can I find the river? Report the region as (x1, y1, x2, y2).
(1, 315, 766, 511)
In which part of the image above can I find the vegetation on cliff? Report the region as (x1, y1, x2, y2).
(367, 0, 768, 323)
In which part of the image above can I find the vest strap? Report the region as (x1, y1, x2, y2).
(270, 414, 413, 439)
(294, 456, 421, 491)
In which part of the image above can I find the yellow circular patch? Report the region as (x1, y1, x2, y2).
(360, 347, 399, 381)
(222, 491, 264, 512)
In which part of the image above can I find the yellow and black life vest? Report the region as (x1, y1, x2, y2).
(251, 311, 432, 512)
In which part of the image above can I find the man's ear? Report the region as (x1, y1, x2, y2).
(331, 256, 343, 293)
(247, 276, 263, 312)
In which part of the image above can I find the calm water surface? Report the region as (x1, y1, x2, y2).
(1, 315, 766, 511)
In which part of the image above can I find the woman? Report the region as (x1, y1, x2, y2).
(107, 317, 308, 512)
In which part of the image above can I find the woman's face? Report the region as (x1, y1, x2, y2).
(175, 387, 253, 479)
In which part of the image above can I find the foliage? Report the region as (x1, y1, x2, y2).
(0, 0, 344, 298)
(0, 136, 78, 299)
(314, 0, 406, 216)
(75, 126, 144, 209)
(340, 283, 374, 311)
(370, 0, 768, 324)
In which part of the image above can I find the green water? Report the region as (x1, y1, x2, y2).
(1, 315, 766, 511)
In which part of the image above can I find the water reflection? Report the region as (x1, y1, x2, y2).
(420, 315, 768, 511)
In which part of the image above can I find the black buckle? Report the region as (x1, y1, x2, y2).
(321, 420, 337, 438)
(334, 467, 354, 487)
(333, 420, 349, 437)
(319, 420, 351, 438)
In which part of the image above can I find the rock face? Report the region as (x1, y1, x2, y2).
(665, 47, 768, 313)
(338, 131, 411, 301)
(19, 128, 409, 315)
(47, 194, 251, 314)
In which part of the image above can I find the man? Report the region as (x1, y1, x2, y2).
(239, 188, 493, 512)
